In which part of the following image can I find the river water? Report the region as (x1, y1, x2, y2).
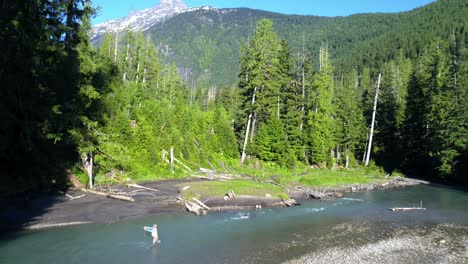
(1, 185, 467, 264)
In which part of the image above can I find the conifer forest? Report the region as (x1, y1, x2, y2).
(1, 0, 467, 195)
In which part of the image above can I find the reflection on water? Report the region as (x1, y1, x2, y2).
(0, 185, 467, 264)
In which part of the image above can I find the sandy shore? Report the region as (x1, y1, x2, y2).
(0, 177, 428, 231)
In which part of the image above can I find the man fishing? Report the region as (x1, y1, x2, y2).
(144, 224, 160, 245)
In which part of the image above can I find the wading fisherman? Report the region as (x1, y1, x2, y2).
(144, 224, 160, 245)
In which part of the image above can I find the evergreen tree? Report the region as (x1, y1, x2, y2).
(278, 39, 301, 164)
(374, 52, 412, 171)
(238, 19, 284, 162)
(334, 69, 366, 167)
(306, 47, 335, 166)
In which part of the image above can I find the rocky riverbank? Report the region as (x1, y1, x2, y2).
(288, 176, 430, 200)
(284, 223, 468, 264)
(0, 177, 429, 231)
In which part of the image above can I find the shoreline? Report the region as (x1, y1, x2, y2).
(0, 177, 429, 231)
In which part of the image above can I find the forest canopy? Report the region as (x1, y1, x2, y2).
(1, 0, 467, 195)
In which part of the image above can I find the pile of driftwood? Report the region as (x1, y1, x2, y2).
(68, 182, 159, 203)
(178, 196, 211, 216)
(274, 198, 299, 207)
(66, 169, 160, 202)
(224, 190, 236, 200)
(302, 187, 343, 201)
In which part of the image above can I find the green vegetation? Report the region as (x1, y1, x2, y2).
(178, 165, 388, 199)
(178, 180, 284, 199)
(276, 167, 387, 187)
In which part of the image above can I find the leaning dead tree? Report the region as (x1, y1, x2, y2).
(241, 86, 257, 163)
(365, 73, 381, 166)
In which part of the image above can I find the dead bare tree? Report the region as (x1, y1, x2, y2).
(365, 73, 382, 166)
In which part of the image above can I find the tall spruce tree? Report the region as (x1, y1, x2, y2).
(334, 69, 366, 167)
(238, 19, 284, 163)
(306, 47, 335, 166)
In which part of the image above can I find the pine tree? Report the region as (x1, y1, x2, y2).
(375, 52, 412, 171)
(238, 19, 283, 163)
(68, 1, 105, 188)
(306, 47, 335, 166)
(278, 39, 301, 164)
(334, 69, 366, 167)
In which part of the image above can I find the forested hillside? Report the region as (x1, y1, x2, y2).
(147, 0, 467, 86)
(1, 0, 467, 196)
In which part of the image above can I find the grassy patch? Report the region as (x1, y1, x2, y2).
(276, 166, 387, 187)
(178, 180, 284, 199)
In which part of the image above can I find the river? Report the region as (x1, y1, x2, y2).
(1, 185, 467, 264)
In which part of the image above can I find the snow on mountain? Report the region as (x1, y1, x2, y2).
(92, 0, 189, 40)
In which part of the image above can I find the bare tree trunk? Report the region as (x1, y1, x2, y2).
(136, 48, 141, 84)
(336, 145, 340, 162)
(365, 73, 381, 166)
(241, 86, 258, 163)
(82, 153, 93, 189)
(362, 132, 369, 163)
(250, 113, 257, 143)
(123, 42, 129, 81)
(277, 95, 280, 119)
(114, 31, 119, 63)
(240, 114, 252, 163)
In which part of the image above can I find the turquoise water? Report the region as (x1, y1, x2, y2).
(1, 185, 467, 263)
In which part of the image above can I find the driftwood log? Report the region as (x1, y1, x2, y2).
(283, 198, 298, 207)
(274, 198, 299, 207)
(390, 207, 426, 211)
(127, 183, 159, 192)
(390, 201, 426, 211)
(66, 194, 86, 200)
(80, 188, 135, 202)
(185, 200, 207, 216)
(192, 197, 211, 210)
(227, 190, 236, 199)
(307, 191, 343, 200)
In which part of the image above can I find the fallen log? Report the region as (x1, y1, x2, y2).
(227, 190, 236, 199)
(127, 183, 159, 192)
(185, 200, 207, 216)
(199, 168, 216, 174)
(307, 190, 342, 200)
(390, 201, 426, 211)
(66, 194, 86, 200)
(192, 197, 211, 210)
(283, 198, 298, 207)
(390, 207, 426, 212)
(80, 189, 135, 202)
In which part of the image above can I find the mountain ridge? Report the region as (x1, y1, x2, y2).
(92, 0, 190, 39)
(92, 0, 468, 86)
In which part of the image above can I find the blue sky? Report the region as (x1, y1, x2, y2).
(92, 0, 435, 25)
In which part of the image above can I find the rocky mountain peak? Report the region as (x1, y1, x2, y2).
(160, 0, 186, 7)
(91, 0, 188, 40)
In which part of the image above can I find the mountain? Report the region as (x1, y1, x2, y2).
(92, 0, 188, 40)
(146, 0, 467, 86)
(93, 0, 468, 86)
